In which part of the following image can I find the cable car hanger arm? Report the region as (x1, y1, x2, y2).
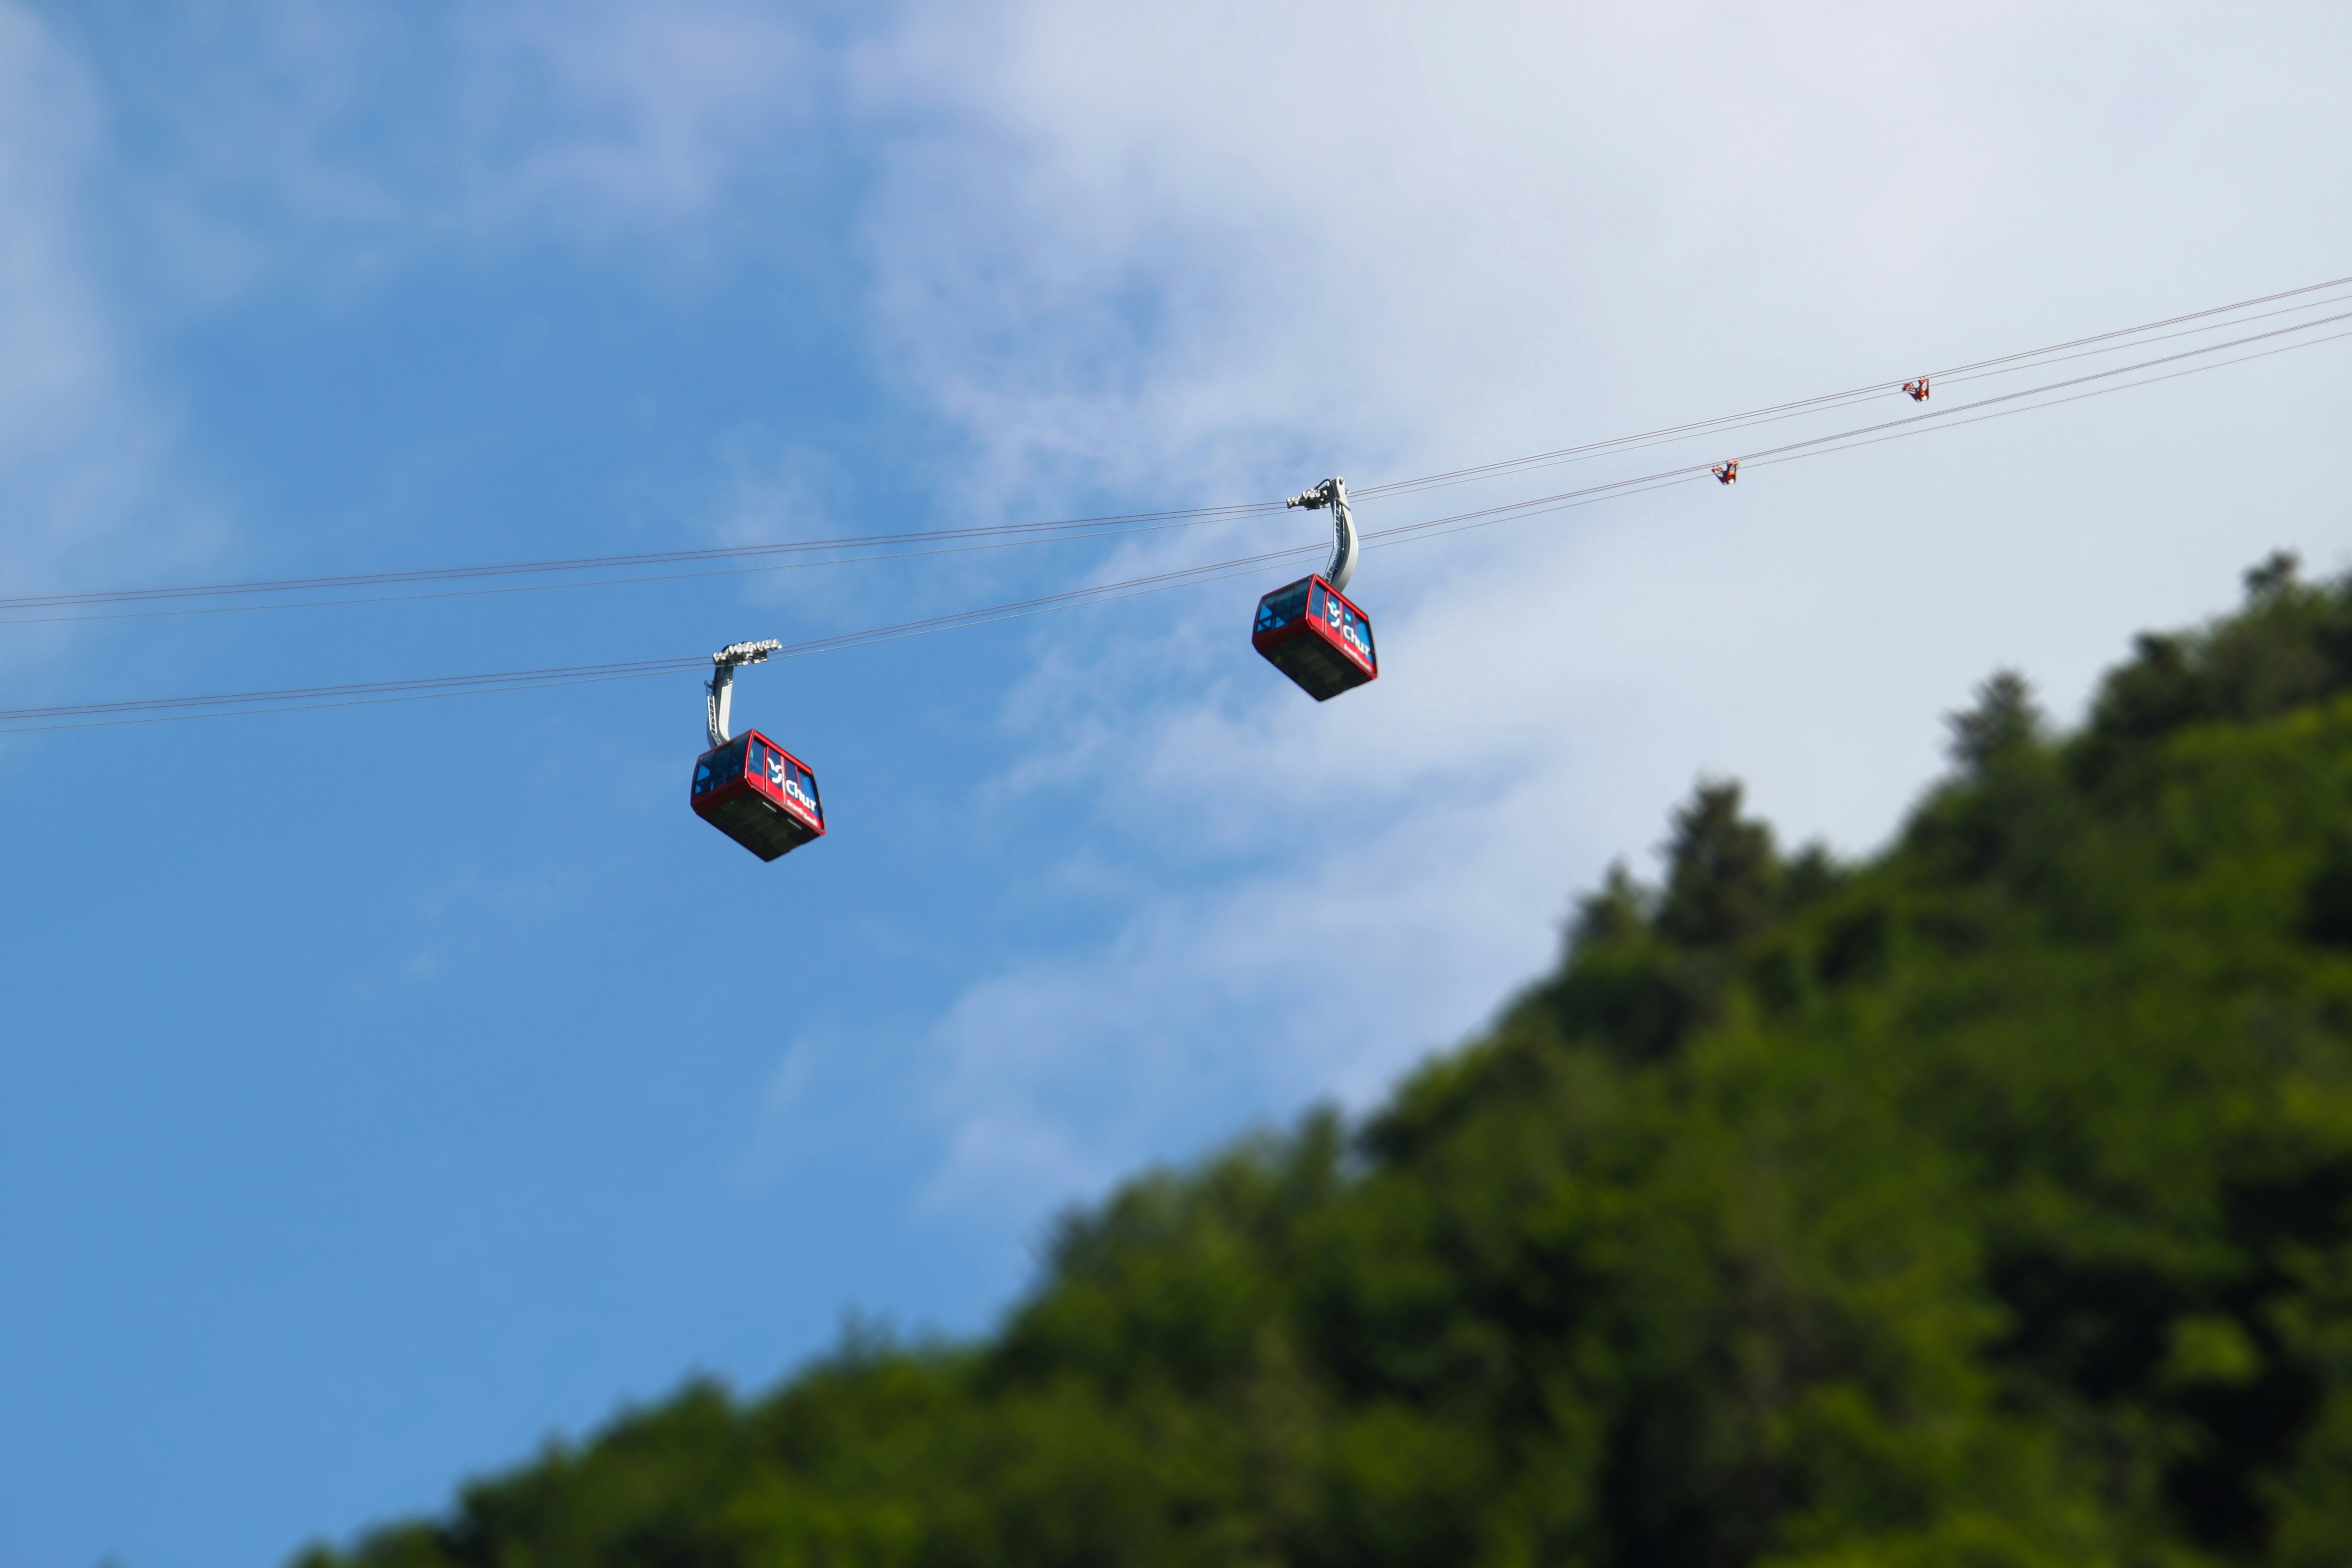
(1284, 477, 1358, 593)
(706, 638, 781, 749)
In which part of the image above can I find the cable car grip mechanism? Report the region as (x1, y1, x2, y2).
(706, 637, 783, 750)
(1285, 477, 1358, 594)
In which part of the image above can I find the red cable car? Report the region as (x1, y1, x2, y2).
(1253, 573, 1377, 700)
(1261, 476, 1378, 701)
(691, 638, 826, 862)
(692, 728, 826, 861)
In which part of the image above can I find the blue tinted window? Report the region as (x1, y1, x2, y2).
(778, 756, 823, 825)
(1255, 582, 1310, 633)
(695, 743, 738, 795)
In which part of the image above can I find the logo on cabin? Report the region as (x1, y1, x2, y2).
(1324, 600, 1372, 667)
(774, 764, 819, 822)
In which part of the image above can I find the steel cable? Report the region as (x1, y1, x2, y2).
(9, 308, 2346, 737)
(5, 273, 2348, 624)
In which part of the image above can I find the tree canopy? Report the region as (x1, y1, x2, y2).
(298, 555, 2352, 1568)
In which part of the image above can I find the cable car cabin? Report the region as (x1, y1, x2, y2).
(691, 730, 826, 861)
(1252, 574, 1377, 701)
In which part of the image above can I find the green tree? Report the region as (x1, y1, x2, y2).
(295, 559, 2352, 1568)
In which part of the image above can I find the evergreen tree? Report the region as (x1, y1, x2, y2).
(293, 561, 2352, 1568)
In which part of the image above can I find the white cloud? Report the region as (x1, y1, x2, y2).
(0, 2, 184, 627)
(0, 7, 104, 464)
(20, 0, 2347, 1233)
(0, 0, 827, 681)
(450, 0, 816, 231)
(706, 434, 868, 621)
(98, 0, 820, 297)
(848, 0, 2352, 1220)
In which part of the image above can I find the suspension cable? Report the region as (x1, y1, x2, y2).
(5, 271, 2347, 624)
(9, 309, 2345, 737)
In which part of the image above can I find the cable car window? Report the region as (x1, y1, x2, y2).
(1324, 592, 1372, 666)
(1255, 582, 1309, 634)
(784, 758, 823, 824)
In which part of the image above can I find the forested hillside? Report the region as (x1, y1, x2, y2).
(299, 555, 2352, 1568)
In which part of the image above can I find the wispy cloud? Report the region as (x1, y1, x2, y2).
(0, 3, 188, 633)
(0, 0, 831, 670)
(20, 0, 2352, 1242)
(841, 0, 2352, 1222)
(80, 0, 822, 294)
(449, 0, 818, 232)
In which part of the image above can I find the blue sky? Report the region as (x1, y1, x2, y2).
(2, 4, 2350, 1565)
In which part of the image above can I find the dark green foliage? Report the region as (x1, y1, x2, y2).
(298, 561, 2352, 1568)
(1947, 670, 2044, 774)
(1657, 782, 1782, 949)
(2300, 838, 2352, 951)
(2076, 549, 2352, 787)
